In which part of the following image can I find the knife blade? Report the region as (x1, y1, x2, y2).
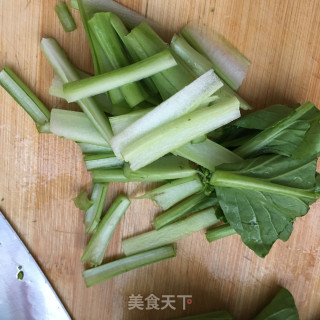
(0, 210, 71, 320)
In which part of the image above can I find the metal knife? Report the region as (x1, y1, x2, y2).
(0, 210, 71, 320)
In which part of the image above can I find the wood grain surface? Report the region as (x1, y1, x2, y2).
(1, 1, 320, 319)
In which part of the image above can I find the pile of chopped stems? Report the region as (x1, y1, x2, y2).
(1, 0, 320, 288)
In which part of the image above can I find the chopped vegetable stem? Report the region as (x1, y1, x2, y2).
(206, 224, 236, 242)
(153, 192, 207, 229)
(122, 207, 220, 256)
(40, 38, 114, 143)
(55, 1, 77, 32)
(0, 66, 50, 132)
(122, 97, 241, 170)
(211, 170, 320, 201)
(85, 183, 109, 234)
(82, 195, 130, 265)
(83, 245, 175, 287)
(63, 49, 177, 102)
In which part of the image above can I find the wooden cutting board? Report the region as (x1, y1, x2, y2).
(1, 1, 320, 319)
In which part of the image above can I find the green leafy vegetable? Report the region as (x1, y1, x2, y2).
(293, 117, 320, 159)
(216, 154, 317, 190)
(234, 102, 317, 158)
(253, 288, 299, 320)
(210, 154, 320, 257)
(232, 104, 293, 130)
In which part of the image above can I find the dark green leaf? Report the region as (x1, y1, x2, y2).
(215, 187, 309, 257)
(233, 104, 293, 130)
(217, 154, 317, 190)
(208, 125, 253, 143)
(253, 288, 299, 320)
(293, 118, 320, 159)
(234, 102, 317, 158)
(257, 120, 310, 156)
(209, 104, 293, 144)
(220, 132, 257, 148)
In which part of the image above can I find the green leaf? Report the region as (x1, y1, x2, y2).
(217, 154, 317, 190)
(293, 118, 320, 159)
(73, 189, 93, 211)
(215, 187, 309, 257)
(256, 120, 310, 157)
(211, 154, 319, 256)
(233, 105, 293, 130)
(253, 288, 299, 320)
(210, 103, 293, 142)
(234, 102, 317, 158)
